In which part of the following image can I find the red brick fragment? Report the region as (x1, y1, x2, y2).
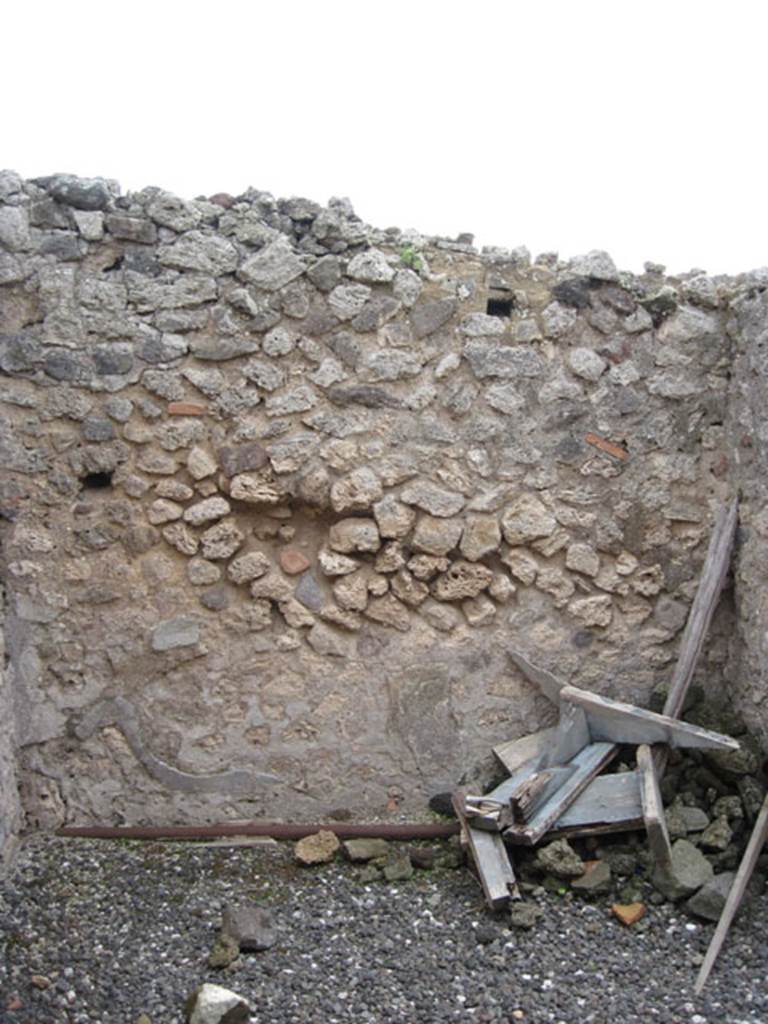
(279, 549, 310, 575)
(585, 432, 629, 461)
(611, 901, 646, 926)
(167, 402, 207, 416)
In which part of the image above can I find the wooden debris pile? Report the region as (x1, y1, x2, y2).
(452, 499, 765, 990)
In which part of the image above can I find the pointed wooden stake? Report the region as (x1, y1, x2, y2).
(695, 793, 768, 994)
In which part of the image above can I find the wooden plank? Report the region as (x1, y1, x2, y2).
(507, 651, 565, 704)
(637, 744, 672, 872)
(464, 753, 550, 831)
(695, 792, 768, 994)
(509, 766, 575, 824)
(548, 771, 643, 837)
(504, 742, 617, 846)
(451, 789, 519, 910)
(493, 727, 556, 775)
(546, 702, 591, 766)
(664, 499, 738, 721)
(561, 686, 739, 751)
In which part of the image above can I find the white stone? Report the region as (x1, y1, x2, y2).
(188, 983, 250, 1024)
(187, 446, 217, 480)
(501, 494, 556, 546)
(330, 467, 383, 514)
(460, 313, 506, 337)
(346, 249, 395, 283)
(568, 347, 607, 382)
(565, 543, 600, 577)
(183, 496, 231, 526)
(568, 250, 619, 281)
(262, 325, 297, 356)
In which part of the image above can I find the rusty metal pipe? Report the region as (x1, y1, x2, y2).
(57, 821, 459, 841)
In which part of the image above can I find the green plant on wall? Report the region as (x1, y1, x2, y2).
(399, 245, 423, 272)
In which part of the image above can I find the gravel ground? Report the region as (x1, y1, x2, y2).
(1, 834, 767, 1024)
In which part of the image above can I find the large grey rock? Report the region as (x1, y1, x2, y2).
(463, 342, 545, 380)
(151, 617, 200, 651)
(342, 838, 389, 861)
(239, 238, 305, 290)
(0, 206, 31, 250)
(501, 494, 556, 545)
(185, 983, 249, 1024)
(159, 232, 238, 275)
(686, 872, 735, 922)
(346, 248, 395, 283)
(222, 905, 276, 951)
(534, 839, 585, 880)
(40, 174, 113, 211)
(568, 249, 619, 282)
(653, 839, 714, 900)
(400, 480, 465, 518)
(410, 298, 456, 338)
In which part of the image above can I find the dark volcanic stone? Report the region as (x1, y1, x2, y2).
(328, 385, 402, 409)
(38, 174, 112, 211)
(552, 277, 592, 308)
(216, 442, 269, 478)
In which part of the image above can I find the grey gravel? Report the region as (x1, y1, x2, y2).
(2, 835, 768, 1023)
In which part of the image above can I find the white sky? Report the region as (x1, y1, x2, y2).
(3, 1, 766, 276)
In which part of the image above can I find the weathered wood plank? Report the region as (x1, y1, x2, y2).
(507, 651, 565, 704)
(546, 703, 591, 766)
(464, 753, 547, 830)
(695, 792, 768, 994)
(637, 743, 672, 872)
(504, 742, 617, 846)
(510, 765, 577, 824)
(493, 727, 556, 775)
(548, 771, 643, 837)
(664, 499, 738, 722)
(561, 686, 739, 751)
(452, 789, 519, 909)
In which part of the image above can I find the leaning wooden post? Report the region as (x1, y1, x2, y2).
(695, 792, 768, 994)
(654, 498, 739, 775)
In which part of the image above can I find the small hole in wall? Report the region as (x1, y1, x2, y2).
(486, 298, 514, 317)
(80, 471, 113, 490)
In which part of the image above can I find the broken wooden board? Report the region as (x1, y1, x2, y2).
(637, 743, 672, 873)
(464, 752, 552, 831)
(509, 766, 576, 824)
(451, 789, 519, 910)
(560, 686, 740, 752)
(546, 703, 591, 766)
(508, 651, 565, 704)
(493, 727, 557, 775)
(695, 791, 768, 994)
(664, 499, 738, 722)
(504, 742, 617, 845)
(547, 770, 643, 838)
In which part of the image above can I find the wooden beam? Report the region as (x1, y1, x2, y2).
(493, 727, 556, 775)
(548, 771, 643, 838)
(637, 744, 672, 873)
(664, 499, 738, 721)
(451, 789, 519, 910)
(504, 742, 617, 846)
(546, 703, 591, 766)
(507, 651, 565, 704)
(560, 686, 739, 751)
(695, 793, 768, 994)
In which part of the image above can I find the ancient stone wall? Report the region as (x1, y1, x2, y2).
(0, 585, 22, 871)
(1, 170, 766, 861)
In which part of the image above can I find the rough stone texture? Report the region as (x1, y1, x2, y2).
(295, 830, 340, 865)
(0, 172, 762, 859)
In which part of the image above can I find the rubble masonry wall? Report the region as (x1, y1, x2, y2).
(1, 170, 766, 867)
